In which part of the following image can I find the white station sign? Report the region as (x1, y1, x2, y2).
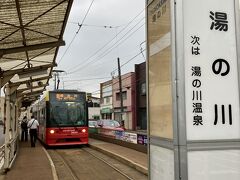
(184, 0, 240, 140)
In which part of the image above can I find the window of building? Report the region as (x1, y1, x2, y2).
(93, 102, 100, 107)
(141, 82, 146, 95)
(116, 91, 127, 101)
(106, 97, 110, 103)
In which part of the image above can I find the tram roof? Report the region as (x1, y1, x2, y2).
(0, 0, 73, 105)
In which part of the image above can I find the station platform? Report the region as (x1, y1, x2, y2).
(1, 141, 55, 180)
(0, 138, 148, 180)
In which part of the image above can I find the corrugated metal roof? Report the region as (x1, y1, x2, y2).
(0, 0, 73, 103)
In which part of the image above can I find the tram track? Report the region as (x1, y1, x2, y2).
(82, 148, 134, 180)
(47, 146, 147, 180)
(49, 148, 79, 180)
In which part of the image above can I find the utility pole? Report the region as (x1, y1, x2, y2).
(52, 70, 65, 90)
(53, 73, 57, 90)
(117, 58, 124, 127)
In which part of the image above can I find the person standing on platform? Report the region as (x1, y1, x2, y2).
(27, 115, 39, 147)
(21, 116, 28, 141)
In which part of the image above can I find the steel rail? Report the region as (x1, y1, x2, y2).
(52, 148, 134, 180)
(52, 150, 79, 180)
(83, 148, 134, 180)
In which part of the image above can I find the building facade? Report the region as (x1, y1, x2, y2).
(112, 72, 136, 130)
(135, 62, 147, 130)
(87, 96, 100, 120)
(100, 80, 113, 119)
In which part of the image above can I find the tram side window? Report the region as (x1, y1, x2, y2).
(41, 109, 44, 124)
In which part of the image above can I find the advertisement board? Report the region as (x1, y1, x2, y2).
(115, 130, 124, 140)
(137, 134, 148, 145)
(121, 132, 138, 144)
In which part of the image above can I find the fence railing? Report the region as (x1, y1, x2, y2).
(0, 144, 5, 172)
(6, 135, 18, 171)
(0, 135, 18, 172)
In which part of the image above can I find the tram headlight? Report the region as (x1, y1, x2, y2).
(50, 130, 55, 134)
(81, 129, 86, 133)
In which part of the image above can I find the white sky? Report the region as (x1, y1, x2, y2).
(47, 0, 146, 96)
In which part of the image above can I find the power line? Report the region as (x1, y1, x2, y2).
(58, 0, 95, 65)
(68, 19, 145, 74)
(68, 22, 122, 29)
(66, 8, 145, 73)
(63, 73, 134, 93)
(87, 21, 145, 65)
(66, 41, 146, 76)
(91, 75, 145, 95)
(111, 49, 146, 74)
(62, 76, 111, 88)
(57, 47, 145, 87)
(63, 76, 111, 82)
(68, 20, 145, 74)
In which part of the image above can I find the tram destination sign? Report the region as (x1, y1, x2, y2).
(50, 92, 85, 102)
(184, 0, 240, 140)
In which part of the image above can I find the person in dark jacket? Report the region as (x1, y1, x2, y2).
(21, 116, 28, 141)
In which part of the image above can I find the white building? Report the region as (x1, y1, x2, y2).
(87, 96, 100, 120)
(100, 80, 113, 119)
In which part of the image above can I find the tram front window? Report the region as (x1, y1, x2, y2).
(49, 102, 86, 127)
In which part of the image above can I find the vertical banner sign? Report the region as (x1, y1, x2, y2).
(184, 0, 240, 140)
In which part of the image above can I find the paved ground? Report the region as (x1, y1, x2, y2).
(1, 138, 148, 180)
(3, 141, 53, 180)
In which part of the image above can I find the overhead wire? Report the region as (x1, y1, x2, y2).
(111, 49, 146, 74)
(66, 8, 146, 73)
(64, 47, 146, 89)
(88, 72, 140, 95)
(91, 75, 146, 95)
(64, 72, 133, 92)
(57, 0, 95, 65)
(61, 76, 111, 88)
(68, 22, 122, 29)
(66, 42, 146, 76)
(85, 21, 145, 66)
(63, 76, 111, 83)
(68, 19, 145, 74)
(63, 77, 111, 88)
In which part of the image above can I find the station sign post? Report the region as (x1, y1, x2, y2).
(147, 0, 240, 179)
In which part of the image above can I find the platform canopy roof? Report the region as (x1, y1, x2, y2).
(0, 0, 73, 105)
